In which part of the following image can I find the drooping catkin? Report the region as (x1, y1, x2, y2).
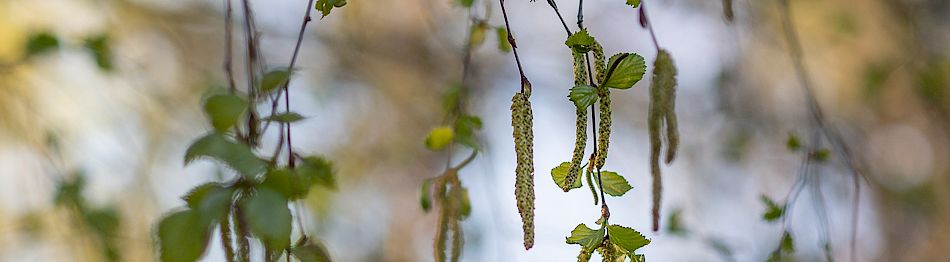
(648, 49, 677, 232)
(564, 50, 589, 191)
(591, 42, 607, 85)
(511, 92, 535, 249)
(595, 88, 611, 169)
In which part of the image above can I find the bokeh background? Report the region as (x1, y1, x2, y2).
(1, 0, 948, 261)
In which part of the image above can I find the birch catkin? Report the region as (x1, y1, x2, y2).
(648, 49, 678, 231)
(564, 50, 589, 191)
(591, 42, 612, 169)
(511, 92, 535, 249)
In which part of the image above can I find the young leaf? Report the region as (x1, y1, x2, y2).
(551, 162, 583, 190)
(157, 209, 212, 262)
(607, 224, 651, 253)
(454, 115, 482, 149)
(603, 53, 647, 89)
(565, 29, 595, 53)
(292, 241, 332, 262)
(262, 169, 295, 198)
(264, 112, 305, 123)
(496, 27, 512, 52)
(419, 179, 432, 212)
(600, 171, 632, 197)
(243, 188, 292, 251)
(183, 182, 233, 223)
(569, 85, 599, 109)
(786, 134, 801, 151)
(760, 195, 784, 222)
(566, 224, 605, 251)
(457, 0, 474, 7)
(203, 94, 247, 132)
(260, 69, 291, 93)
(626, 0, 641, 7)
(25, 32, 59, 57)
(425, 126, 455, 150)
(469, 22, 488, 49)
(184, 133, 267, 178)
(297, 156, 335, 190)
(315, 0, 346, 18)
(83, 34, 113, 71)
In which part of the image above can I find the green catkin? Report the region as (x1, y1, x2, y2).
(591, 41, 612, 169)
(592, 42, 607, 85)
(586, 165, 598, 205)
(434, 184, 449, 262)
(648, 49, 678, 231)
(565, 50, 589, 191)
(596, 239, 626, 262)
(511, 92, 535, 249)
(450, 218, 463, 262)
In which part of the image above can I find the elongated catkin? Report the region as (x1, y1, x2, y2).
(564, 50, 589, 191)
(511, 92, 535, 249)
(648, 49, 677, 231)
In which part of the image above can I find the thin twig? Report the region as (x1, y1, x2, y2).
(639, 1, 662, 52)
(499, 0, 532, 93)
(281, 0, 318, 168)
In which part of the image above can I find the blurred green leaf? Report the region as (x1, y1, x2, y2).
(603, 53, 647, 89)
(25, 32, 59, 57)
(569, 85, 598, 109)
(666, 208, 687, 235)
(813, 149, 831, 162)
(315, 0, 346, 18)
(292, 241, 332, 262)
(457, 0, 474, 7)
(184, 133, 267, 178)
(419, 179, 432, 212)
(261, 69, 291, 93)
(600, 171, 632, 197)
(450, 186, 471, 219)
(496, 28, 511, 52)
(54, 173, 86, 207)
(264, 112, 305, 123)
(760, 195, 784, 222)
(453, 115, 482, 149)
(785, 134, 801, 151)
(297, 156, 335, 190)
(262, 169, 295, 198)
(203, 94, 247, 132)
(84, 34, 113, 71)
(551, 162, 582, 190)
(607, 224, 650, 253)
(626, 0, 641, 7)
(425, 126, 455, 150)
(469, 22, 488, 49)
(244, 188, 292, 251)
(566, 224, 604, 251)
(157, 209, 211, 262)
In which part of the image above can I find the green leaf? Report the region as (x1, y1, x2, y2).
(425, 126, 455, 150)
(315, 0, 346, 18)
(25, 32, 59, 57)
(54, 172, 85, 207)
(786, 134, 801, 151)
(666, 208, 687, 235)
(780, 231, 794, 252)
(760, 195, 784, 222)
(260, 69, 291, 93)
(813, 149, 831, 162)
(419, 179, 432, 212)
(551, 162, 582, 190)
(603, 53, 647, 89)
(469, 22, 488, 49)
(626, 0, 641, 7)
(457, 0, 474, 7)
(157, 209, 211, 262)
(450, 186, 472, 219)
(244, 188, 292, 251)
(607, 224, 650, 253)
(84, 34, 113, 71)
(454, 115, 482, 149)
(184, 133, 267, 178)
(600, 171, 632, 197)
(292, 241, 332, 262)
(569, 85, 599, 109)
(203, 94, 247, 132)
(262, 169, 296, 198)
(83, 207, 120, 240)
(496, 27, 512, 52)
(565, 29, 595, 53)
(182, 183, 234, 222)
(297, 156, 336, 190)
(264, 112, 305, 123)
(565, 224, 605, 251)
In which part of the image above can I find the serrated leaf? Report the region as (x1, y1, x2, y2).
(566, 224, 605, 251)
(419, 179, 432, 212)
(760, 195, 784, 222)
(157, 209, 212, 262)
(551, 162, 582, 190)
(569, 85, 599, 109)
(607, 224, 650, 253)
(84, 35, 113, 71)
(25, 32, 59, 57)
(260, 69, 291, 93)
(297, 156, 335, 190)
(626, 0, 641, 7)
(182, 183, 233, 222)
(315, 0, 346, 18)
(292, 241, 332, 262)
(425, 126, 454, 150)
(264, 112, 305, 123)
(244, 188, 292, 251)
(469, 22, 488, 48)
(603, 53, 647, 89)
(600, 171, 632, 197)
(184, 133, 266, 178)
(496, 27, 512, 52)
(565, 29, 595, 53)
(203, 94, 247, 132)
